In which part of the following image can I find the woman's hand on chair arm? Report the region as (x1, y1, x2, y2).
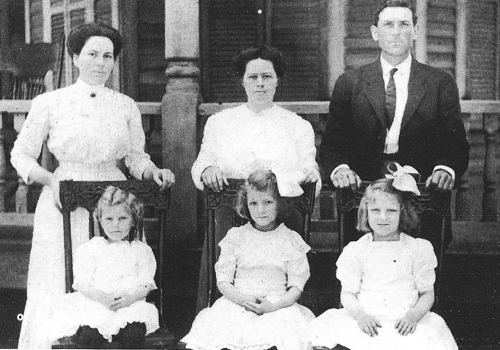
(143, 164, 175, 190)
(201, 166, 228, 192)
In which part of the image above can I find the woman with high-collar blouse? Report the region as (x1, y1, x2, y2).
(191, 46, 321, 196)
(11, 22, 174, 349)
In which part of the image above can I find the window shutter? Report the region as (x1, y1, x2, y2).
(344, 0, 379, 71)
(69, 7, 86, 84)
(204, 0, 260, 103)
(468, 0, 498, 99)
(51, 12, 66, 87)
(137, 0, 166, 101)
(29, 0, 44, 43)
(427, 0, 456, 77)
(270, 0, 321, 101)
(95, 0, 112, 24)
(204, 0, 323, 102)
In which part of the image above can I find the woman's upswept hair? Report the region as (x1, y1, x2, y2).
(373, 0, 418, 26)
(67, 21, 123, 59)
(235, 170, 288, 223)
(232, 46, 287, 79)
(357, 178, 418, 234)
(94, 186, 144, 241)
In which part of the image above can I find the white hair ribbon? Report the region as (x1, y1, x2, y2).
(386, 162, 421, 195)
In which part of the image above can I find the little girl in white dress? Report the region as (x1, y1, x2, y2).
(182, 169, 315, 350)
(309, 174, 457, 350)
(46, 186, 159, 348)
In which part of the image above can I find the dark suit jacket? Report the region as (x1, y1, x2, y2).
(320, 58, 470, 182)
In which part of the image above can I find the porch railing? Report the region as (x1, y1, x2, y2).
(1, 99, 499, 252)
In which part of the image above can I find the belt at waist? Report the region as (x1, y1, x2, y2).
(57, 161, 119, 173)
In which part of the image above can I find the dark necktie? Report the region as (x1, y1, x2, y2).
(385, 68, 397, 128)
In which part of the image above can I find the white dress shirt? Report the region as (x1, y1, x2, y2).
(381, 54, 411, 155)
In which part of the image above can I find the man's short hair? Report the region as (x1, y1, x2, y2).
(373, 0, 418, 26)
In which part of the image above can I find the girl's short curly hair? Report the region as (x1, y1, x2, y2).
(232, 46, 287, 79)
(67, 21, 123, 59)
(357, 178, 418, 234)
(93, 186, 144, 241)
(235, 170, 289, 223)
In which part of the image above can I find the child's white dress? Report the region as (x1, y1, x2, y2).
(45, 237, 160, 343)
(182, 222, 315, 350)
(309, 233, 457, 350)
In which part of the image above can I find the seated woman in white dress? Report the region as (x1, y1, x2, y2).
(46, 186, 159, 349)
(309, 174, 458, 350)
(191, 46, 321, 195)
(182, 170, 315, 350)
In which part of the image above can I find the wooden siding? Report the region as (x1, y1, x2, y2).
(468, 0, 498, 99)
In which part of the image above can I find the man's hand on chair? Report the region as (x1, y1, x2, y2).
(331, 168, 361, 191)
(425, 170, 454, 191)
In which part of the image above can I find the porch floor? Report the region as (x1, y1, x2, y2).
(0, 253, 498, 349)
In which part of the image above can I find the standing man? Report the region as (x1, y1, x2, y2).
(320, 0, 469, 246)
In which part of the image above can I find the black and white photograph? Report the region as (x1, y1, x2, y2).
(0, 0, 498, 349)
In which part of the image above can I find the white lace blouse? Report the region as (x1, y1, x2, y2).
(191, 104, 321, 194)
(11, 79, 153, 183)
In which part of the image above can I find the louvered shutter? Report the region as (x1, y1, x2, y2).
(29, 0, 44, 43)
(95, 0, 112, 24)
(468, 0, 498, 99)
(137, 0, 166, 102)
(344, 0, 379, 70)
(70, 7, 86, 84)
(51, 12, 66, 87)
(204, 0, 259, 103)
(427, 0, 456, 77)
(204, 0, 322, 102)
(270, 0, 321, 101)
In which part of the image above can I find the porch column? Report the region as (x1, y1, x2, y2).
(162, 0, 200, 246)
(322, 0, 347, 97)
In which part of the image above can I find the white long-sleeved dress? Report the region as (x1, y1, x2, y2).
(182, 222, 315, 350)
(10, 79, 155, 349)
(46, 237, 159, 343)
(309, 233, 458, 350)
(191, 104, 322, 195)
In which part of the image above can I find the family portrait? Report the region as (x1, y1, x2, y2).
(0, 0, 498, 349)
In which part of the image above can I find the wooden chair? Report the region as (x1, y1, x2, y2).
(195, 179, 316, 313)
(52, 180, 177, 349)
(336, 181, 451, 311)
